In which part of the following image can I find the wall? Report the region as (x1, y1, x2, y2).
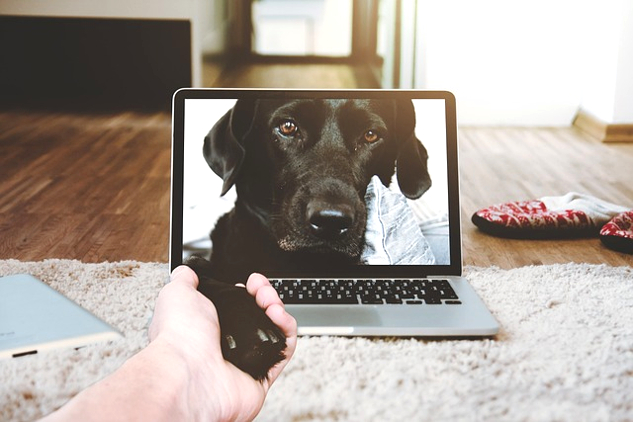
(409, 0, 633, 126)
(0, 15, 191, 109)
(198, 0, 230, 56)
(612, 0, 633, 124)
(576, 2, 621, 124)
(0, 0, 228, 88)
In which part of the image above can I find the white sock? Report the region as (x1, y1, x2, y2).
(540, 192, 631, 226)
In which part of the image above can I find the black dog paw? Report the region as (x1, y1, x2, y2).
(207, 285, 287, 380)
(184, 257, 287, 381)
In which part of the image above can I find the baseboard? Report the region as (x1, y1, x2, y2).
(573, 109, 633, 143)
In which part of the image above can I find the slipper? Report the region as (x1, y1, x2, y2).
(600, 211, 633, 254)
(472, 192, 630, 239)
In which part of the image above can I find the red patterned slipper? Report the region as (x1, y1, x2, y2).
(600, 211, 633, 254)
(472, 193, 630, 239)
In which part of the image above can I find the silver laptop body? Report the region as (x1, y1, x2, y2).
(170, 89, 499, 337)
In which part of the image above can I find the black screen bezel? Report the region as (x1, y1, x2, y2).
(170, 89, 461, 277)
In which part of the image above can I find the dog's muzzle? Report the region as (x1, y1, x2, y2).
(276, 174, 366, 257)
(306, 200, 355, 240)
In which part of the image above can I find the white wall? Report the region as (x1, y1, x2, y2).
(378, 0, 397, 88)
(576, 2, 621, 123)
(411, 0, 633, 126)
(610, 0, 633, 124)
(576, 0, 633, 124)
(198, 0, 230, 56)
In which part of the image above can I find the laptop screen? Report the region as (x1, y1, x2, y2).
(171, 90, 461, 279)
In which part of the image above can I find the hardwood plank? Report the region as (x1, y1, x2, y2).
(0, 63, 631, 268)
(459, 126, 633, 268)
(0, 109, 172, 263)
(210, 63, 377, 89)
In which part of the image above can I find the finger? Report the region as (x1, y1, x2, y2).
(264, 304, 298, 384)
(265, 303, 297, 340)
(245, 272, 271, 296)
(245, 273, 284, 310)
(255, 285, 284, 310)
(170, 265, 199, 289)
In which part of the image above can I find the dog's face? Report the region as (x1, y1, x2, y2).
(204, 98, 431, 259)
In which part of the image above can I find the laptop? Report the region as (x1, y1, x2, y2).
(0, 274, 122, 359)
(169, 89, 499, 337)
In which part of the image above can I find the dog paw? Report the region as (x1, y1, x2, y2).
(185, 257, 287, 381)
(211, 285, 287, 381)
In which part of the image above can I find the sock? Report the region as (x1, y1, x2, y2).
(472, 192, 631, 239)
(540, 192, 629, 226)
(600, 211, 633, 254)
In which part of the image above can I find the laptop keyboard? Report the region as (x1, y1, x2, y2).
(270, 279, 462, 305)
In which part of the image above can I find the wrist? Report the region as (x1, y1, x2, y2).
(128, 338, 192, 421)
(41, 338, 196, 422)
(147, 335, 231, 421)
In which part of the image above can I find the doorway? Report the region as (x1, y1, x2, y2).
(215, 0, 385, 88)
(251, 0, 353, 57)
(244, 0, 381, 63)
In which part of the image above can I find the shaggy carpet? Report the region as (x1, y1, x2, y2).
(1, 259, 632, 421)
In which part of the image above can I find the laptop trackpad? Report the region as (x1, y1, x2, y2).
(287, 306, 382, 333)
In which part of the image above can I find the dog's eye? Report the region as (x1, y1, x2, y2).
(364, 130, 380, 143)
(279, 120, 298, 136)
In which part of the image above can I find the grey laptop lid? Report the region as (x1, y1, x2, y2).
(169, 89, 498, 336)
(0, 274, 122, 359)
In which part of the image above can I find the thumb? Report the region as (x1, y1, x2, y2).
(170, 265, 199, 289)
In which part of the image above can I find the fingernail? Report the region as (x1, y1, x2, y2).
(251, 273, 269, 283)
(171, 265, 191, 279)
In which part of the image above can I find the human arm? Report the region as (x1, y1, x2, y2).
(41, 266, 297, 422)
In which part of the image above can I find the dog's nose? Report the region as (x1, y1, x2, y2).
(307, 202, 354, 240)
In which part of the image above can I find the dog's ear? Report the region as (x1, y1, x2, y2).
(203, 100, 257, 196)
(394, 100, 432, 199)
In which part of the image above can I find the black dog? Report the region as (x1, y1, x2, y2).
(187, 98, 431, 379)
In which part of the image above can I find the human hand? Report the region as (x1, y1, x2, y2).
(148, 266, 297, 421)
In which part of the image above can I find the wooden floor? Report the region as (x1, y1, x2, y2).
(0, 109, 172, 263)
(206, 60, 380, 89)
(459, 127, 633, 268)
(1, 62, 631, 268)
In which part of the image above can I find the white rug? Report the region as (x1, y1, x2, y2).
(1, 260, 632, 421)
